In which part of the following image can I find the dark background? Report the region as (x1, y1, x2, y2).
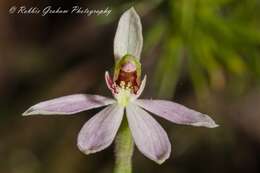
(1, 0, 260, 173)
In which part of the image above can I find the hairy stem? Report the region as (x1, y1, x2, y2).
(114, 117, 134, 173)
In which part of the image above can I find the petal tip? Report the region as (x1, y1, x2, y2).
(129, 6, 136, 11)
(192, 114, 219, 128)
(22, 107, 35, 116)
(154, 153, 170, 165)
(77, 138, 97, 155)
(22, 107, 53, 116)
(208, 122, 219, 128)
(156, 159, 166, 165)
(203, 114, 219, 128)
(77, 143, 95, 155)
(128, 7, 138, 15)
(22, 112, 29, 116)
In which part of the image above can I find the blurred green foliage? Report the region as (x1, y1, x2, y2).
(139, 0, 260, 99)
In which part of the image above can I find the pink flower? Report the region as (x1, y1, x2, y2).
(23, 7, 218, 164)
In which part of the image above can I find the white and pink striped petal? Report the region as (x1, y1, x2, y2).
(126, 103, 171, 164)
(77, 104, 124, 154)
(136, 99, 218, 128)
(23, 94, 115, 116)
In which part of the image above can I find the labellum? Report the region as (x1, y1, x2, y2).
(114, 55, 141, 94)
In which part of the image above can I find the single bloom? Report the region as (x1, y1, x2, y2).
(23, 7, 218, 164)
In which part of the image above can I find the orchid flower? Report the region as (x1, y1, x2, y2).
(23, 7, 218, 164)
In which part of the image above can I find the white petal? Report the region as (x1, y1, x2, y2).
(114, 7, 143, 60)
(136, 99, 218, 128)
(126, 103, 171, 164)
(105, 71, 114, 91)
(77, 104, 124, 154)
(23, 94, 115, 116)
(105, 71, 118, 96)
(133, 75, 147, 99)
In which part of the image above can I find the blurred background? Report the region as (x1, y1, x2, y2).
(1, 0, 260, 173)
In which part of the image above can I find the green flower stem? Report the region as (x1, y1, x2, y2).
(114, 117, 134, 173)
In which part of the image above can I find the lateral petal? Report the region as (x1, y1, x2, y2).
(136, 99, 218, 128)
(77, 104, 124, 154)
(126, 103, 171, 164)
(23, 94, 115, 116)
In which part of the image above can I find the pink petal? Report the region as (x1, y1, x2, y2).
(77, 104, 124, 154)
(136, 99, 218, 128)
(23, 94, 115, 116)
(126, 103, 171, 164)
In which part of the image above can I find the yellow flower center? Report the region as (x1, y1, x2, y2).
(115, 81, 133, 107)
